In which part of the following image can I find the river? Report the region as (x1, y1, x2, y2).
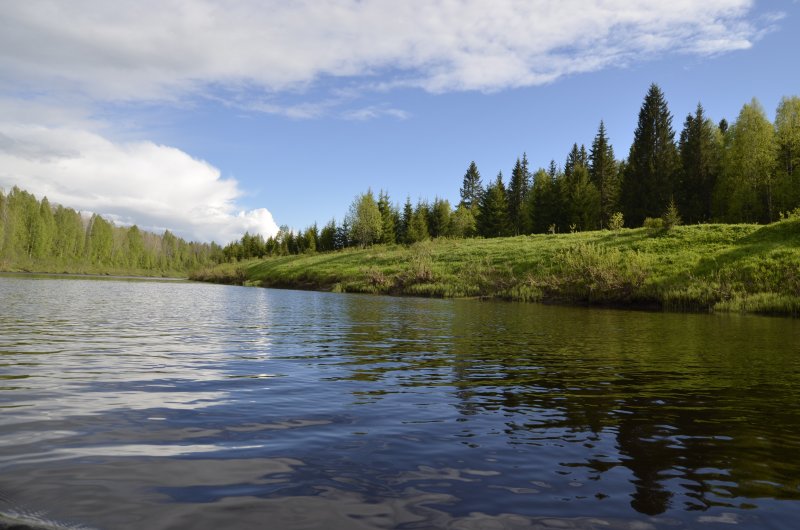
(1, 275, 799, 529)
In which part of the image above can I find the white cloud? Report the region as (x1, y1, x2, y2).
(0, 0, 762, 100)
(0, 123, 279, 243)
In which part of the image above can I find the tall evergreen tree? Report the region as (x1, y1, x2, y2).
(377, 190, 397, 244)
(589, 121, 619, 227)
(565, 165, 600, 231)
(407, 200, 430, 243)
(507, 157, 530, 235)
(621, 84, 680, 226)
(478, 172, 510, 238)
(318, 219, 337, 252)
(459, 161, 483, 211)
(399, 197, 413, 244)
(428, 197, 451, 238)
(678, 103, 721, 223)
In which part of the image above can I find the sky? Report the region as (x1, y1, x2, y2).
(1, 0, 799, 244)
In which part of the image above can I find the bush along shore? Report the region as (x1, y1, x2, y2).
(191, 218, 800, 317)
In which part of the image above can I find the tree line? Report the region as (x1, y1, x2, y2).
(224, 84, 800, 259)
(0, 186, 224, 272)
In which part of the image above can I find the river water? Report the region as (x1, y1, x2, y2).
(1, 275, 799, 530)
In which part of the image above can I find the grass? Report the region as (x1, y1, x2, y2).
(0, 259, 189, 278)
(190, 218, 800, 316)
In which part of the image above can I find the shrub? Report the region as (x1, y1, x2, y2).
(608, 212, 624, 232)
(643, 217, 664, 235)
(662, 199, 682, 230)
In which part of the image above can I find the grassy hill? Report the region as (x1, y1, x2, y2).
(191, 219, 800, 316)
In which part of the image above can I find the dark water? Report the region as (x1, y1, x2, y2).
(1, 275, 799, 530)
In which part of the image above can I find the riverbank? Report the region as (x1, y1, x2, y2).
(0, 262, 187, 279)
(191, 219, 800, 316)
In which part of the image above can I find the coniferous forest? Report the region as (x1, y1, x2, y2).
(222, 84, 800, 260)
(2, 84, 799, 274)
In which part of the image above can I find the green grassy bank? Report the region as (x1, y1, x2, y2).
(191, 219, 800, 316)
(0, 260, 188, 278)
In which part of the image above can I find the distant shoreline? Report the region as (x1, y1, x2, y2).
(0, 270, 188, 282)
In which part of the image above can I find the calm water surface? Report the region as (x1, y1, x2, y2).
(1, 275, 799, 529)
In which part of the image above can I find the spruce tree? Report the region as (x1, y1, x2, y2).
(507, 157, 529, 235)
(460, 161, 483, 211)
(377, 190, 397, 244)
(621, 84, 680, 226)
(589, 121, 619, 228)
(678, 103, 721, 223)
(400, 197, 413, 244)
(478, 172, 510, 238)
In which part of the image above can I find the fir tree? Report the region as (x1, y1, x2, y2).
(589, 121, 619, 228)
(377, 190, 397, 244)
(478, 172, 510, 238)
(678, 103, 721, 223)
(507, 157, 530, 235)
(459, 161, 483, 211)
(621, 83, 680, 226)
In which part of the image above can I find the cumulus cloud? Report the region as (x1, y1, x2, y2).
(0, 0, 762, 100)
(0, 123, 278, 243)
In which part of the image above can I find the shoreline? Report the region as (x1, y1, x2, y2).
(191, 221, 800, 318)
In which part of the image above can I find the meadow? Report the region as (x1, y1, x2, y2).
(192, 218, 800, 316)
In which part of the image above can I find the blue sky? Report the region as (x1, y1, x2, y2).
(1, 0, 798, 243)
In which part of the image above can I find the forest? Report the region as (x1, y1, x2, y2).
(2, 84, 799, 274)
(0, 187, 224, 274)
(222, 84, 800, 260)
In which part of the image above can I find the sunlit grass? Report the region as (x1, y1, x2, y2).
(191, 218, 800, 316)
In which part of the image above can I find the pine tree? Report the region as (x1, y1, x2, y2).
(478, 172, 510, 238)
(678, 103, 721, 223)
(621, 84, 680, 226)
(589, 121, 619, 228)
(459, 161, 483, 212)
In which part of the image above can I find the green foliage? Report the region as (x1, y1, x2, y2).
(459, 161, 483, 212)
(643, 217, 665, 235)
(662, 198, 682, 230)
(564, 165, 600, 231)
(621, 83, 680, 227)
(608, 212, 624, 232)
(478, 172, 510, 237)
(717, 99, 777, 223)
(0, 186, 222, 275)
(589, 121, 619, 228)
(678, 103, 721, 223)
(347, 189, 383, 247)
(197, 220, 800, 316)
(775, 96, 800, 213)
(377, 190, 397, 244)
(407, 201, 430, 243)
(506, 155, 529, 235)
(428, 197, 451, 238)
(449, 203, 477, 238)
